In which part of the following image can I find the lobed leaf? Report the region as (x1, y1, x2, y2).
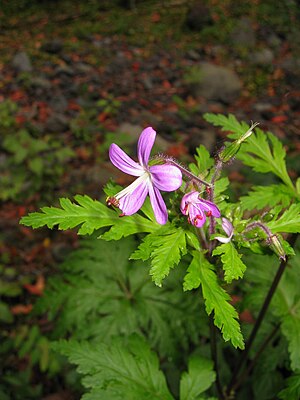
(279, 374, 300, 400)
(180, 356, 216, 400)
(53, 335, 173, 400)
(20, 194, 156, 237)
(204, 113, 295, 190)
(267, 203, 300, 233)
(131, 226, 187, 287)
(213, 242, 246, 283)
(183, 251, 244, 349)
(240, 184, 294, 211)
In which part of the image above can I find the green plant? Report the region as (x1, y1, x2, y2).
(1, 129, 74, 201)
(21, 115, 300, 399)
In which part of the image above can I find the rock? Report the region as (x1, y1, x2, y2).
(30, 76, 52, 90)
(45, 113, 69, 133)
(41, 39, 63, 54)
(142, 76, 153, 90)
(48, 94, 68, 112)
(54, 65, 75, 77)
(12, 51, 32, 73)
(186, 62, 242, 104)
(250, 48, 274, 66)
(118, 122, 169, 151)
(186, 49, 201, 61)
(74, 62, 94, 74)
(280, 57, 300, 85)
(230, 17, 256, 47)
(185, 1, 214, 31)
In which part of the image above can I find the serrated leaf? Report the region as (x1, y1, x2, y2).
(213, 242, 246, 283)
(180, 356, 215, 400)
(240, 184, 294, 210)
(204, 113, 295, 190)
(53, 335, 174, 400)
(279, 374, 300, 400)
(267, 203, 300, 233)
(203, 113, 248, 135)
(131, 226, 187, 286)
(35, 236, 204, 358)
(189, 144, 214, 176)
(20, 194, 156, 237)
(184, 251, 244, 349)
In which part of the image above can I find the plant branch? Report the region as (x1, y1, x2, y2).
(210, 314, 225, 400)
(226, 233, 298, 397)
(232, 323, 279, 393)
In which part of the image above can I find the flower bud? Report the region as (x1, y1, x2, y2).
(218, 122, 259, 163)
(267, 234, 286, 261)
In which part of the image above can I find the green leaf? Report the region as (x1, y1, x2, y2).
(20, 194, 156, 237)
(281, 313, 300, 371)
(35, 236, 204, 358)
(240, 184, 294, 210)
(279, 374, 300, 400)
(204, 113, 295, 190)
(180, 356, 215, 400)
(184, 251, 244, 349)
(203, 113, 248, 135)
(267, 203, 300, 233)
(53, 335, 174, 400)
(131, 226, 187, 287)
(189, 144, 214, 176)
(213, 242, 246, 283)
(0, 301, 13, 323)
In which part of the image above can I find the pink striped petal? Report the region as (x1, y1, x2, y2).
(118, 179, 149, 215)
(150, 164, 182, 191)
(137, 127, 156, 167)
(109, 143, 144, 177)
(198, 199, 221, 218)
(148, 185, 168, 225)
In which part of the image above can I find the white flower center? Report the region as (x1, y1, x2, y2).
(115, 171, 150, 200)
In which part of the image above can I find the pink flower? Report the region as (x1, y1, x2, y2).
(180, 191, 221, 228)
(107, 127, 182, 225)
(215, 218, 234, 243)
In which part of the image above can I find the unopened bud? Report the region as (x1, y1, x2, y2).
(267, 234, 286, 261)
(218, 122, 259, 163)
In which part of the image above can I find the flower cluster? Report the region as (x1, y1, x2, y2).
(107, 127, 221, 227)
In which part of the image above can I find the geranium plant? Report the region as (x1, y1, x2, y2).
(21, 114, 300, 399)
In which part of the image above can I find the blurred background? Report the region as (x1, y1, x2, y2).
(0, 0, 299, 398)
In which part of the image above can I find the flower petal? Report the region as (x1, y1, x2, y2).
(109, 143, 144, 177)
(148, 185, 168, 225)
(198, 199, 221, 218)
(137, 127, 156, 167)
(187, 203, 206, 227)
(215, 235, 232, 244)
(118, 178, 149, 215)
(221, 218, 233, 237)
(150, 164, 182, 192)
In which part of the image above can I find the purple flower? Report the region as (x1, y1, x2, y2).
(107, 127, 182, 225)
(180, 191, 221, 228)
(215, 218, 234, 243)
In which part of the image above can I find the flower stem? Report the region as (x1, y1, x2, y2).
(231, 324, 279, 393)
(159, 156, 212, 188)
(210, 314, 225, 400)
(226, 233, 298, 397)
